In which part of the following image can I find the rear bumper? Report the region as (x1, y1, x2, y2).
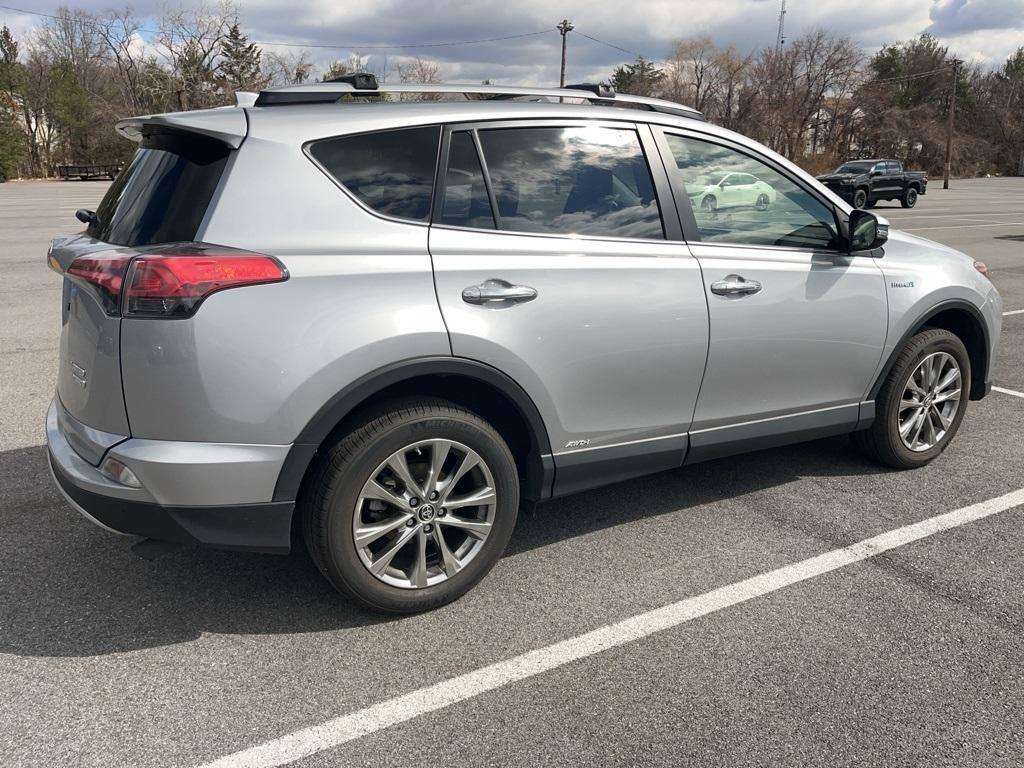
(46, 399, 294, 553)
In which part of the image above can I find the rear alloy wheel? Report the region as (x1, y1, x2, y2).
(853, 328, 970, 469)
(353, 438, 496, 589)
(755, 193, 770, 211)
(853, 188, 868, 209)
(901, 187, 919, 208)
(301, 398, 519, 613)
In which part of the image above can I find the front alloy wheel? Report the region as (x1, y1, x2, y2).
(852, 328, 970, 469)
(897, 352, 961, 452)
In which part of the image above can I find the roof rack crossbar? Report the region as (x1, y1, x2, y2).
(252, 80, 704, 119)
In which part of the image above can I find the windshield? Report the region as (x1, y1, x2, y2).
(835, 163, 872, 174)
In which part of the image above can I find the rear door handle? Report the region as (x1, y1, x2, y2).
(710, 275, 762, 296)
(462, 279, 538, 306)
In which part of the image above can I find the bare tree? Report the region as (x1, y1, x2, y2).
(262, 49, 313, 86)
(157, 0, 236, 109)
(664, 36, 722, 115)
(395, 57, 441, 84)
(96, 8, 147, 113)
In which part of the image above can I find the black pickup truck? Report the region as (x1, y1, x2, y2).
(817, 159, 928, 209)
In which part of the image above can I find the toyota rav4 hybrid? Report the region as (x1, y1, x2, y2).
(46, 79, 1002, 613)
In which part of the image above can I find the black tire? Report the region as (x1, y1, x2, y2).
(755, 193, 770, 211)
(901, 187, 919, 208)
(852, 328, 970, 469)
(853, 188, 868, 209)
(300, 398, 519, 613)
(701, 194, 718, 212)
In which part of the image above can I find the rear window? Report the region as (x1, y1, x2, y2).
(89, 132, 229, 247)
(309, 126, 441, 221)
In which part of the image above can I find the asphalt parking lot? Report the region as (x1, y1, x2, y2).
(1, 177, 1023, 767)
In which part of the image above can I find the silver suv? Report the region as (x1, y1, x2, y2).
(46, 79, 1003, 613)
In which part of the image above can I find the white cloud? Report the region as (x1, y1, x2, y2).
(2, 0, 1021, 79)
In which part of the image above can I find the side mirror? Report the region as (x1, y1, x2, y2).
(849, 209, 888, 252)
(869, 169, 881, 176)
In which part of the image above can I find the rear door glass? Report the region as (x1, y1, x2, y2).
(439, 132, 495, 229)
(309, 126, 441, 221)
(89, 132, 229, 247)
(474, 125, 664, 240)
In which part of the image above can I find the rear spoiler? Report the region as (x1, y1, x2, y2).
(115, 106, 248, 149)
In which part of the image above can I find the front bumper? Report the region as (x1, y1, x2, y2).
(46, 399, 295, 553)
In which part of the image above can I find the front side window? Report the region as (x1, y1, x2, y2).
(665, 134, 839, 250)
(309, 126, 441, 221)
(473, 125, 664, 240)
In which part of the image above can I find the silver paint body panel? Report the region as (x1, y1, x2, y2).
(689, 243, 888, 434)
(429, 226, 709, 452)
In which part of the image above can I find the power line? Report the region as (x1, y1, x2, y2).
(872, 66, 954, 84)
(574, 30, 647, 59)
(0, 4, 552, 51)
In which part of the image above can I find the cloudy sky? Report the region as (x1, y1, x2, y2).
(2, 0, 1023, 83)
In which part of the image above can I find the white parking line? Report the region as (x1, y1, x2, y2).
(888, 212, 1024, 220)
(994, 386, 1024, 399)
(198, 488, 1024, 768)
(904, 222, 1024, 232)
(1004, 309, 1024, 317)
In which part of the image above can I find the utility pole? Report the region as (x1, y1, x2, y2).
(557, 19, 574, 88)
(943, 59, 960, 190)
(776, 0, 787, 50)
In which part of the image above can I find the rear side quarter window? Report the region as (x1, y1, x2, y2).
(308, 126, 441, 222)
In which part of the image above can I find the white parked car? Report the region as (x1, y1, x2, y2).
(687, 172, 777, 212)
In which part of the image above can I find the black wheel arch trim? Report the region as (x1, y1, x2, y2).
(868, 298, 990, 401)
(273, 356, 555, 503)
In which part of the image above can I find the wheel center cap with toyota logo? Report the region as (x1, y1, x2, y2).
(417, 505, 436, 523)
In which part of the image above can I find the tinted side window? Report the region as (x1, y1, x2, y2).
(475, 126, 664, 240)
(89, 132, 228, 247)
(310, 126, 440, 221)
(440, 132, 495, 229)
(665, 134, 839, 250)
(888, 161, 901, 174)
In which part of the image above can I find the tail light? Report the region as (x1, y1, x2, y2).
(64, 245, 288, 318)
(66, 254, 133, 314)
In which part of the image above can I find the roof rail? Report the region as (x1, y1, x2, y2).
(252, 79, 704, 120)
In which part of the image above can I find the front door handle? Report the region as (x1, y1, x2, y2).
(710, 275, 762, 296)
(462, 279, 538, 306)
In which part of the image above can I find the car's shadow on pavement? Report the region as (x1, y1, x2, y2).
(0, 438, 878, 658)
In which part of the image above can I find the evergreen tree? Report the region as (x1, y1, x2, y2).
(218, 22, 262, 90)
(610, 56, 664, 97)
(0, 26, 26, 180)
